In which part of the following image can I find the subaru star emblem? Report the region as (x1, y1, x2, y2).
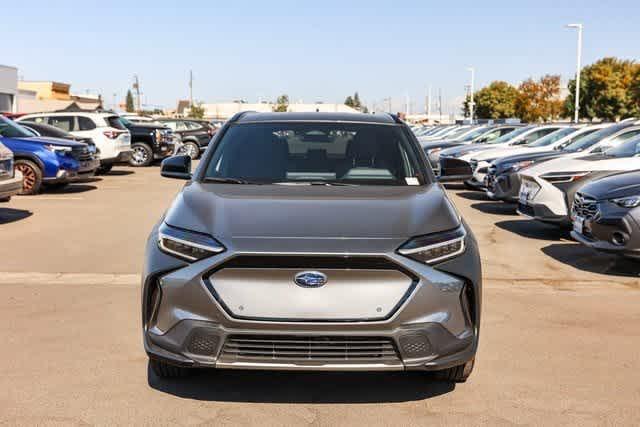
(294, 271, 327, 288)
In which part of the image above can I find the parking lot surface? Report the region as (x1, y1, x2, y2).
(1, 166, 639, 426)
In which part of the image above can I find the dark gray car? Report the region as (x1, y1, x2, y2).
(142, 112, 482, 382)
(571, 169, 640, 258)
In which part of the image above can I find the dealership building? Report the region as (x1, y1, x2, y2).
(0, 65, 18, 113)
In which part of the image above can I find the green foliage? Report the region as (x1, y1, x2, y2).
(125, 90, 135, 113)
(464, 81, 519, 119)
(188, 103, 205, 119)
(274, 94, 289, 112)
(515, 75, 563, 122)
(565, 57, 640, 120)
(344, 92, 364, 111)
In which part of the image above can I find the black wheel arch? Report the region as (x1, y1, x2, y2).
(13, 153, 45, 171)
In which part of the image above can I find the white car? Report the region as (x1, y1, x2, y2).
(440, 124, 565, 187)
(17, 112, 132, 173)
(518, 129, 640, 226)
(468, 125, 610, 187)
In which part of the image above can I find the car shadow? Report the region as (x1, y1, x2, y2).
(0, 207, 33, 225)
(455, 191, 489, 201)
(495, 219, 569, 241)
(470, 202, 518, 216)
(45, 184, 98, 194)
(74, 177, 103, 184)
(104, 170, 135, 176)
(541, 243, 640, 277)
(148, 367, 455, 403)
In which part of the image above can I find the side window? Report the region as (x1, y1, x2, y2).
(185, 122, 202, 130)
(31, 116, 48, 124)
(520, 128, 556, 145)
(176, 121, 188, 131)
(78, 116, 96, 131)
(49, 116, 76, 132)
(498, 127, 516, 136)
(608, 130, 640, 146)
(162, 121, 177, 131)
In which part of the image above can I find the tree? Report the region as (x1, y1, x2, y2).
(273, 94, 289, 112)
(188, 103, 205, 119)
(344, 95, 355, 108)
(515, 75, 563, 122)
(462, 81, 519, 119)
(565, 57, 640, 121)
(345, 92, 363, 111)
(125, 90, 135, 113)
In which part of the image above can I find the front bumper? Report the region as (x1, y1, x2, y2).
(104, 150, 133, 164)
(486, 171, 520, 202)
(142, 229, 482, 372)
(571, 205, 640, 258)
(0, 171, 23, 200)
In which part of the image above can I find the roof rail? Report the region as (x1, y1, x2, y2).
(228, 110, 257, 123)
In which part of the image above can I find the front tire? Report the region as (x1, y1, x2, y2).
(149, 358, 191, 379)
(129, 143, 153, 167)
(183, 142, 200, 160)
(14, 159, 43, 195)
(433, 357, 475, 383)
(97, 164, 113, 175)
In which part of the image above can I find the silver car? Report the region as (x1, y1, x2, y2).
(142, 112, 482, 383)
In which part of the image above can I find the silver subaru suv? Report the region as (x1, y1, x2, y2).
(142, 112, 482, 382)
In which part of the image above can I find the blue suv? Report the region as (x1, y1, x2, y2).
(0, 116, 100, 195)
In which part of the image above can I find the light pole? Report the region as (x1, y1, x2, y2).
(566, 23, 583, 123)
(467, 67, 475, 123)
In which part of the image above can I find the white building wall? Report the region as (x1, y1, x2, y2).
(197, 102, 358, 119)
(0, 65, 18, 113)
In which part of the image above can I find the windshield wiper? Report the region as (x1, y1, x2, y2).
(273, 181, 357, 186)
(202, 177, 256, 184)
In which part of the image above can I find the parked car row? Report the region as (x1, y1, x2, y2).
(0, 112, 218, 196)
(413, 120, 640, 260)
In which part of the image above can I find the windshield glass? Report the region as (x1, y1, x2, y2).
(204, 122, 425, 186)
(106, 116, 128, 130)
(527, 127, 577, 147)
(604, 136, 640, 157)
(458, 126, 489, 141)
(486, 126, 532, 144)
(0, 117, 35, 138)
(562, 124, 628, 152)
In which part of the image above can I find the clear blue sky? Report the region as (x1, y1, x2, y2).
(3, 0, 639, 113)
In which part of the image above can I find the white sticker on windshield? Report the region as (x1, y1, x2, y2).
(405, 177, 420, 186)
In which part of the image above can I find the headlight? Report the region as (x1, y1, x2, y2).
(504, 160, 534, 173)
(0, 147, 12, 161)
(44, 145, 72, 155)
(158, 222, 225, 262)
(611, 195, 640, 208)
(540, 171, 590, 184)
(398, 225, 466, 265)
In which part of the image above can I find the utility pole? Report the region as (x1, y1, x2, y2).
(189, 70, 194, 108)
(566, 23, 583, 123)
(405, 92, 410, 116)
(427, 85, 432, 121)
(133, 74, 141, 113)
(467, 67, 475, 123)
(438, 89, 442, 123)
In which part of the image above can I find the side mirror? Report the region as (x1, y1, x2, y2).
(161, 155, 192, 180)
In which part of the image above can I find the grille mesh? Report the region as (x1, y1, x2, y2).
(573, 192, 599, 220)
(220, 335, 400, 363)
(187, 330, 220, 355)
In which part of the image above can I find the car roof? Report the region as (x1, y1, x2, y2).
(233, 112, 397, 125)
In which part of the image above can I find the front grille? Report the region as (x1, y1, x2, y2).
(469, 159, 478, 172)
(440, 157, 472, 177)
(486, 166, 497, 191)
(70, 146, 93, 162)
(573, 192, 599, 220)
(220, 335, 401, 363)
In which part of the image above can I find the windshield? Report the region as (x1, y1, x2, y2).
(106, 116, 128, 130)
(562, 124, 628, 152)
(0, 117, 35, 138)
(527, 127, 578, 147)
(486, 126, 532, 144)
(604, 136, 640, 157)
(204, 122, 426, 186)
(458, 126, 489, 142)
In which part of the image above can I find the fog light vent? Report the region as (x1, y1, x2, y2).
(187, 330, 220, 355)
(399, 333, 432, 359)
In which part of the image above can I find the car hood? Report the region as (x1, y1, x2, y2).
(579, 170, 640, 199)
(522, 154, 640, 178)
(164, 183, 461, 253)
(470, 145, 550, 162)
(12, 136, 86, 148)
